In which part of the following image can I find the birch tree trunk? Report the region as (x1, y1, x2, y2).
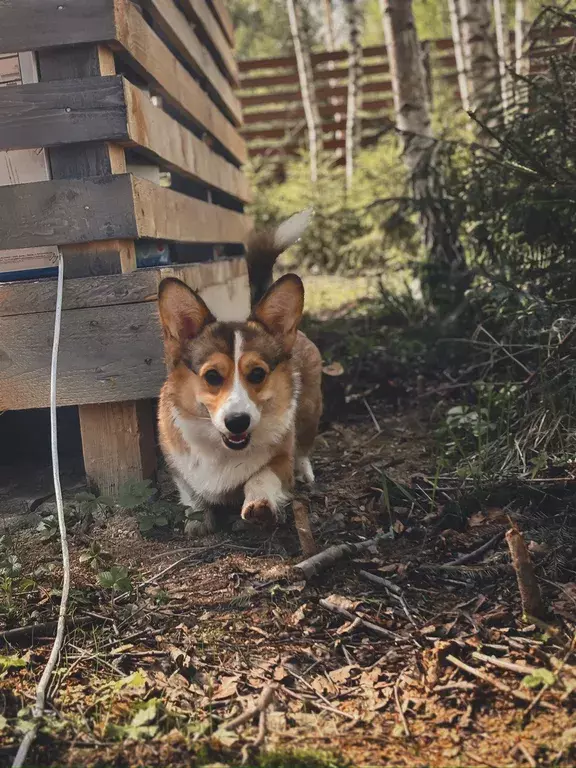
(448, 0, 470, 111)
(286, 0, 323, 183)
(459, 0, 498, 121)
(322, 0, 336, 51)
(380, 0, 468, 312)
(344, 0, 363, 192)
(514, 0, 530, 107)
(493, 0, 511, 114)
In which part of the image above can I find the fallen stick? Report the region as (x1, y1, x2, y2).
(358, 569, 402, 595)
(0, 616, 97, 647)
(472, 651, 537, 676)
(394, 676, 410, 738)
(292, 500, 317, 558)
(446, 654, 552, 709)
(224, 685, 276, 731)
(445, 531, 506, 567)
(295, 532, 393, 580)
(505, 527, 545, 620)
(319, 596, 403, 641)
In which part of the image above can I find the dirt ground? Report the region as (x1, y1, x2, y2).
(1, 298, 576, 767)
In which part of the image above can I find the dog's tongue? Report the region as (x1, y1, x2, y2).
(228, 433, 247, 443)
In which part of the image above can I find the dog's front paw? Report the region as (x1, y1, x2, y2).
(241, 499, 278, 526)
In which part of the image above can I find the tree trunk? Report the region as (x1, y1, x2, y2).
(322, 0, 336, 51)
(380, 0, 469, 313)
(459, 0, 498, 121)
(493, 0, 511, 115)
(344, 0, 363, 192)
(514, 0, 530, 108)
(286, 0, 323, 183)
(447, 0, 470, 111)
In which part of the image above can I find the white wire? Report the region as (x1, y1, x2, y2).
(12, 253, 70, 768)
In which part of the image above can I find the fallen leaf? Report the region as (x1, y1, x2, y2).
(336, 617, 362, 635)
(325, 594, 360, 612)
(212, 676, 239, 701)
(329, 665, 355, 684)
(322, 362, 344, 376)
(290, 605, 307, 625)
(274, 666, 290, 681)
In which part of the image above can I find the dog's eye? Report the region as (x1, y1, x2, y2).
(247, 366, 267, 385)
(204, 369, 224, 387)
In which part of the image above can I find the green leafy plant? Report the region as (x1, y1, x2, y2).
(115, 479, 156, 510)
(98, 566, 133, 593)
(137, 501, 184, 534)
(522, 668, 556, 689)
(106, 698, 160, 741)
(79, 541, 113, 571)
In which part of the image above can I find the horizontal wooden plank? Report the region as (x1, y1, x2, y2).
(114, 0, 247, 164)
(124, 81, 251, 202)
(242, 98, 394, 126)
(243, 117, 385, 141)
(0, 257, 248, 316)
(0, 175, 137, 250)
(180, 0, 239, 84)
(143, 0, 242, 124)
(131, 176, 251, 242)
(0, 76, 128, 151)
(241, 80, 394, 108)
(0, 260, 250, 409)
(208, 0, 235, 47)
(0, 0, 116, 55)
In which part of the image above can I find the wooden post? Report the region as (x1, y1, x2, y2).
(38, 43, 157, 496)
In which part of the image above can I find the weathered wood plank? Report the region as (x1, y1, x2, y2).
(0, 302, 164, 409)
(143, 0, 241, 124)
(114, 0, 247, 164)
(0, 258, 248, 316)
(0, 175, 137, 250)
(80, 400, 157, 496)
(180, 0, 239, 85)
(0, 76, 127, 151)
(0, 260, 250, 410)
(124, 81, 250, 202)
(131, 176, 251, 243)
(0, 0, 116, 56)
(206, 0, 235, 48)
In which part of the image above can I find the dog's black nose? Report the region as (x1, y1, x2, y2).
(225, 413, 251, 434)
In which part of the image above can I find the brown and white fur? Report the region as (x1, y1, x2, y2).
(157, 212, 322, 537)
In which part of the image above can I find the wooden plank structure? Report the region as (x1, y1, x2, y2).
(0, 0, 252, 496)
(238, 26, 574, 162)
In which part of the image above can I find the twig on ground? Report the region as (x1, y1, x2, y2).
(137, 540, 229, 591)
(283, 663, 357, 720)
(224, 685, 276, 731)
(282, 686, 356, 720)
(358, 569, 402, 595)
(394, 675, 410, 738)
(295, 532, 393, 580)
(0, 616, 97, 647)
(446, 655, 552, 708)
(445, 531, 506, 567)
(505, 527, 546, 620)
(292, 500, 317, 558)
(320, 596, 404, 641)
(471, 652, 537, 676)
(363, 398, 381, 433)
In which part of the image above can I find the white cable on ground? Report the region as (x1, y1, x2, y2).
(12, 253, 70, 768)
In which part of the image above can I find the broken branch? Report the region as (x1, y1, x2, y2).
(295, 532, 393, 580)
(292, 500, 317, 558)
(319, 596, 404, 641)
(224, 685, 276, 731)
(505, 527, 546, 620)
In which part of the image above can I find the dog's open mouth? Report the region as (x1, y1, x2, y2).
(223, 432, 251, 450)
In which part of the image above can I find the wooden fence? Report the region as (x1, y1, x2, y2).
(238, 26, 574, 162)
(0, 0, 252, 494)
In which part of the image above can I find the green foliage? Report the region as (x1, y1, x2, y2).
(79, 541, 113, 571)
(522, 668, 556, 689)
(0, 654, 27, 675)
(137, 500, 184, 534)
(248, 140, 419, 275)
(98, 566, 133, 593)
(114, 479, 156, 510)
(106, 698, 161, 741)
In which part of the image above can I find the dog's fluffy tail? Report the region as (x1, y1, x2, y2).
(245, 208, 312, 305)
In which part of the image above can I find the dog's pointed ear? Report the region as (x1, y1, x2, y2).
(251, 274, 304, 351)
(158, 278, 214, 362)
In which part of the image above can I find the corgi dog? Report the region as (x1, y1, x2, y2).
(157, 211, 322, 537)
